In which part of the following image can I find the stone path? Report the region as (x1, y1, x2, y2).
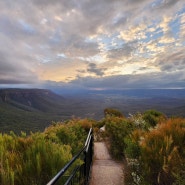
(89, 142, 124, 185)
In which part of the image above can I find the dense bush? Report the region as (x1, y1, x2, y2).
(104, 108, 124, 118)
(105, 116, 134, 159)
(0, 132, 72, 185)
(142, 109, 166, 127)
(0, 118, 93, 185)
(140, 118, 184, 184)
(125, 117, 185, 185)
(103, 109, 185, 185)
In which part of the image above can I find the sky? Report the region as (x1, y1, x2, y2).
(0, 0, 185, 90)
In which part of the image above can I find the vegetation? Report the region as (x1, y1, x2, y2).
(102, 109, 185, 185)
(104, 108, 124, 118)
(1, 88, 185, 135)
(0, 106, 185, 185)
(0, 102, 63, 134)
(0, 118, 93, 185)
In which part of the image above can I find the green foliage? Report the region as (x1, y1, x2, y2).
(0, 102, 65, 134)
(0, 132, 72, 185)
(129, 113, 150, 130)
(1, 107, 185, 185)
(125, 117, 185, 185)
(0, 119, 92, 185)
(124, 133, 141, 159)
(104, 108, 124, 118)
(103, 109, 185, 185)
(16, 134, 72, 185)
(105, 116, 134, 159)
(45, 118, 93, 154)
(143, 109, 166, 127)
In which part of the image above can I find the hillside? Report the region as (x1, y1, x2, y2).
(0, 89, 71, 133)
(0, 88, 109, 133)
(0, 88, 66, 111)
(1, 88, 185, 133)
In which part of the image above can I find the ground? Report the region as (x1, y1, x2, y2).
(89, 142, 124, 185)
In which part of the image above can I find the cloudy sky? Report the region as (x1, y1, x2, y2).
(0, 0, 185, 89)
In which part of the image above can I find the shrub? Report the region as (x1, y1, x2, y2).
(104, 108, 124, 118)
(129, 113, 150, 130)
(124, 130, 144, 159)
(44, 119, 91, 154)
(126, 118, 185, 185)
(143, 109, 166, 127)
(0, 132, 72, 185)
(0, 119, 91, 185)
(105, 116, 134, 159)
(16, 133, 72, 185)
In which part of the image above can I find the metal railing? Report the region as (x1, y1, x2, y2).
(47, 128, 93, 185)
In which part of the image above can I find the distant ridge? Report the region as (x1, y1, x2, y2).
(0, 88, 185, 134)
(0, 88, 71, 133)
(0, 88, 65, 112)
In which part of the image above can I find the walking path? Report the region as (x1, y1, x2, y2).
(89, 142, 124, 185)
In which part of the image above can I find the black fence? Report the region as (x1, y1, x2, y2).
(47, 128, 93, 185)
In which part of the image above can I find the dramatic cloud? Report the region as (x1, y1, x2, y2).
(87, 63, 107, 76)
(69, 71, 185, 89)
(155, 48, 185, 72)
(0, 0, 185, 89)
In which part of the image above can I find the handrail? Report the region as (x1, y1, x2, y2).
(47, 128, 93, 185)
(46, 147, 85, 185)
(64, 166, 80, 185)
(85, 128, 92, 147)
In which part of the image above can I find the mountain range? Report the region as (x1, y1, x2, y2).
(0, 88, 185, 133)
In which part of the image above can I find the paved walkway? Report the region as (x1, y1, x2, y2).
(89, 142, 124, 185)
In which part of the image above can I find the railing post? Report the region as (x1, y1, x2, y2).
(84, 150, 87, 185)
(84, 129, 93, 185)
